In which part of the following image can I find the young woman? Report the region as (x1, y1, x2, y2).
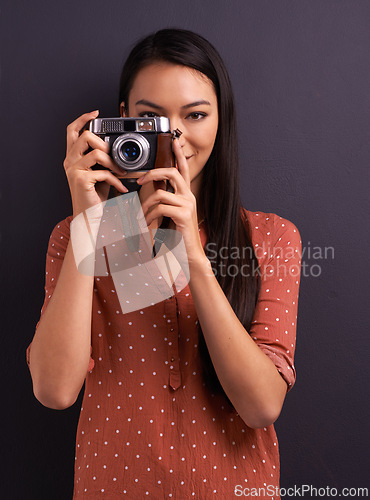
(27, 29, 302, 499)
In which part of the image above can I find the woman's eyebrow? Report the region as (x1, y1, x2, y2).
(135, 99, 164, 110)
(181, 100, 211, 109)
(135, 99, 211, 109)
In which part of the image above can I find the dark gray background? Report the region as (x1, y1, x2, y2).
(1, 0, 369, 498)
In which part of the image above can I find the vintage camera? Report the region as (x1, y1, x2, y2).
(87, 117, 175, 173)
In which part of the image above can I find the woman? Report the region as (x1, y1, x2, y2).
(26, 29, 302, 499)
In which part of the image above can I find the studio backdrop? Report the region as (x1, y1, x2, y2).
(1, 0, 369, 498)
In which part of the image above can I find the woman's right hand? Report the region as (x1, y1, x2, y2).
(63, 110, 128, 218)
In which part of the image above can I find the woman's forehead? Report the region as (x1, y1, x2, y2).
(128, 63, 217, 105)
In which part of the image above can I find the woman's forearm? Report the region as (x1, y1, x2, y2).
(29, 240, 94, 410)
(188, 256, 287, 429)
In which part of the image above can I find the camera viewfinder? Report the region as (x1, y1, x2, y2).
(138, 120, 155, 131)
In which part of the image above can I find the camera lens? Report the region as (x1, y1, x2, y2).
(120, 141, 141, 162)
(112, 133, 150, 171)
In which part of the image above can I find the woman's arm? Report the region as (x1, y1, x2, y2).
(28, 239, 95, 410)
(138, 142, 301, 429)
(28, 111, 127, 410)
(187, 215, 301, 429)
(188, 255, 289, 429)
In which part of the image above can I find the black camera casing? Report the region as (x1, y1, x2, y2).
(87, 117, 174, 173)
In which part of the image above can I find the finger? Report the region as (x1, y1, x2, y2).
(67, 130, 109, 166)
(67, 131, 128, 177)
(172, 138, 191, 187)
(137, 167, 187, 194)
(69, 148, 122, 174)
(144, 204, 181, 227)
(140, 188, 183, 215)
(74, 130, 109, 156)
(66, 110, 99, 154)
(88, 169, 128, 193)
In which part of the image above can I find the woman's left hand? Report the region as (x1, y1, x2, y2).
(137, 138, 205, 263)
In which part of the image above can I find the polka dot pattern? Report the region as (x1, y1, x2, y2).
(247, 210, 301, 390)
(26, 209, 302, 499)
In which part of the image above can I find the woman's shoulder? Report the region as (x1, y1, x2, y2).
(241, 207, 300, 232)
(49, 215, 73, 238)
(46, 216, 73, 256)
(241, 207, 302, 255)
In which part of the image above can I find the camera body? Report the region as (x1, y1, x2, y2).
(87, 117, 174, 173)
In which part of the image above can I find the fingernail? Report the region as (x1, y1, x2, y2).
(92, 110, 99, 116)
(137, 175, 145, 183)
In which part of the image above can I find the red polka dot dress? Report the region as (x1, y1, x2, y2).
(27, 208, 302, 499)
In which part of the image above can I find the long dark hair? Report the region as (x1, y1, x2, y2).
(118, 29, 260, 405)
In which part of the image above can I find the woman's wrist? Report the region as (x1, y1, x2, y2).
(188, 252, 214, 278)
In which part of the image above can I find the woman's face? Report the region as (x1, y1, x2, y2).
(121, 62, 219, 197)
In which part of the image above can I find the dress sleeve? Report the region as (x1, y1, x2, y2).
(249, 214, 302, 391)
(26, 217, 95, 373)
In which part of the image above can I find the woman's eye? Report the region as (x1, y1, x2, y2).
(187, 112, 207, 120)
(138, 111, 159, 118)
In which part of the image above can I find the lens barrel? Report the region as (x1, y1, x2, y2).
(112, 133, 150, 170)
